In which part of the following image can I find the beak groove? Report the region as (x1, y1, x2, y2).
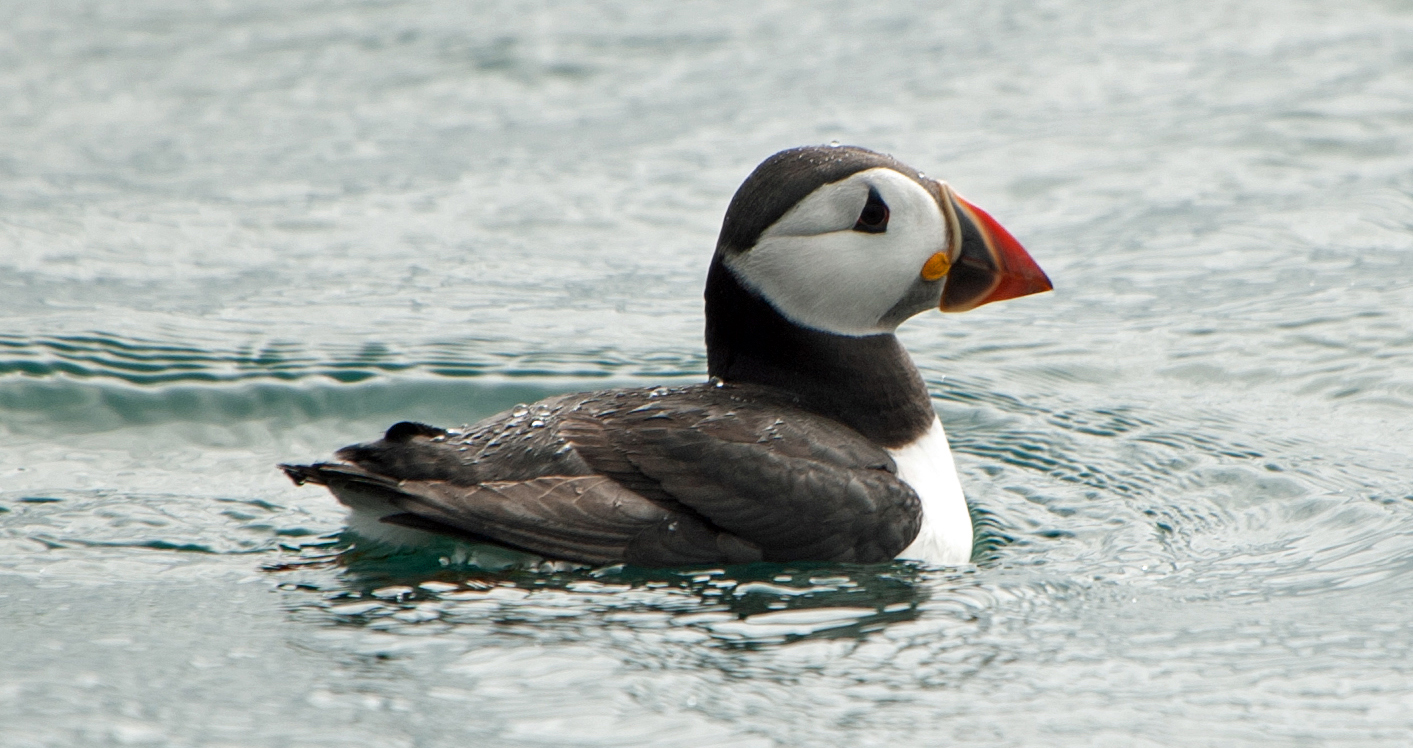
(936, 186, 1053, 313)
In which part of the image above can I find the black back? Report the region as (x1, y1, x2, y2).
(284, 383, 924, 565)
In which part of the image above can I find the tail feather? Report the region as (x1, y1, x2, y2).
(279, 462, 330, 486)
(281, 462, 488, 546)
(278, 462, 402, 500)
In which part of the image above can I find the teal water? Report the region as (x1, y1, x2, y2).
(3, 1, 1413, 745)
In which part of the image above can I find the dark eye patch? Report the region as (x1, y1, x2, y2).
(853, 186, 889, 234)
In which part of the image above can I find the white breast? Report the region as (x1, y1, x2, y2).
(886, 417, 973, 566)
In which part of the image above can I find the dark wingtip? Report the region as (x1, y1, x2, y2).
(384, 421, 448, 443)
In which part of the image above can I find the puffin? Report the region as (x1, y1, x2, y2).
(280, 145, 1051, 567)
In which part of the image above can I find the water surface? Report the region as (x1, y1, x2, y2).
(3, 1, 1413, 745)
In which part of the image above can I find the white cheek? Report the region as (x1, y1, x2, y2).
(766, 180, 864, 236)
(728, 232, 918, 335)
(725, 172, 948, 336)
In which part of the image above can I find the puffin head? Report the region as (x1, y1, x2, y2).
(713, 145, 1051, 337)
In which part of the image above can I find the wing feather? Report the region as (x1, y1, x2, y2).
(284, 382, 924, 565)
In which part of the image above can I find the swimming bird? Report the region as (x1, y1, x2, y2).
(280, 145, 1051, 567)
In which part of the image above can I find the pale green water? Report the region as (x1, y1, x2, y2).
(3, 1, 1413, 746)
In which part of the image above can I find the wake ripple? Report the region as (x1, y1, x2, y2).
(0, 331, 705, 385)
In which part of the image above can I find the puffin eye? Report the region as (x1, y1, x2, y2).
(853, 187, 889, 234)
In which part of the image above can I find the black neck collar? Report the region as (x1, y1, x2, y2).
(704, 258, 936, 448)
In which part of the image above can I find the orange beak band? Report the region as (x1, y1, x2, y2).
(936, 187, 1053, 313)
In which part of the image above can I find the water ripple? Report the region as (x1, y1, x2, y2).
(0, 331, 705, 385)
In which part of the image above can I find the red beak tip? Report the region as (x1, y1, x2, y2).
(950, 193, 1052, 308)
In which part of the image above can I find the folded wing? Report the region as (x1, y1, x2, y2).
(282, 383, 923, 565)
